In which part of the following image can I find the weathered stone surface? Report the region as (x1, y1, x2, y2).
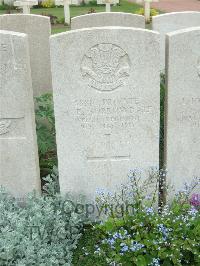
(152, 11, 200, 70)
(71, 13, 145, 30)
(50, 27, 160, 200)
(0, 30, 40, 198)
(0, 14, 52, 96)
(165, 27, 200, 192)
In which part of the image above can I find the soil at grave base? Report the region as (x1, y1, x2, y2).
(52, 23, 70, 31)
(130, 0, 200, 12)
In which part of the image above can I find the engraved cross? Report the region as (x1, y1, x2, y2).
(87, 134, 130, 184)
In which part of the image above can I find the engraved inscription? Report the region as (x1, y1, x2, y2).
(0, 120, 11, 135)
(197, 57, 200, 77)
(81, 43, 130, 92)
(176, 97, 200, 127)
(192, 137, 200, 160)
(72, 97, 154, 130)
(0, 43, 7, 51)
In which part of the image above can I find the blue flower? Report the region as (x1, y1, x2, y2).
(120, 245, 129, 253)
(188, 206, 198, 216)
(145, 207, 154, 215)
(107, 238, 115, 246)
(130, 241, 144, 251)
(157, 224, 169, 240)
(113, 232, 123, 239)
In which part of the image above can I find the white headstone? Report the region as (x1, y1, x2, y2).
(0, 15, 52, 97)
(136, 0, 159, 23)
(165, 27, 200, 192)
(14, 0, 38, 14)
(71, 12, 145, 30)
(152, 12, 200, 71)
(0, 30, 40, 198)
(97, 0, 119, 12)
(50, 27, 160, 200)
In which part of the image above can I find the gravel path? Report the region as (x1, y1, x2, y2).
(131, 0, 200, 12)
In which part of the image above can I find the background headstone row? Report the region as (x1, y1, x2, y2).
(0, 11, 200, 200)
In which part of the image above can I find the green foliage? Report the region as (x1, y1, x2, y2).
(136, 8, 159, 19)
(73, 172, 200, 265)
(41, 12, 58, 24)
(160, 74, 166, 168)
(57, 17, 65, 24)
(72, 227, 107, 265)
(41, 0, 55, 8)
(35, 93, 57, 177)
(88, 7, 96, 13)
(0, 4, 12, 10)
(88, 0, 98, 6)
(0, 174, 86, 265)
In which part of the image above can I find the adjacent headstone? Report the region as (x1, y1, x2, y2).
(0, 30, 40, 198)
(97, 0, 119, 12)
(165, 27, 200, 192)
(152, 12, 200, 70)
(50, 27, 160, 200)
(71, 13, 145, 30)
(14, 0, 38, 14)
(136, 0, 159, 23)
(0, 15, 52, 97)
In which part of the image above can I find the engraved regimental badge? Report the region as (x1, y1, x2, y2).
(81, 43, 130, 92)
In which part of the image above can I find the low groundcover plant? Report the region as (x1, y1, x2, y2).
(0, 173, 86, 265)
(0, 169, 199, 265)
(73, 171, 200, 266)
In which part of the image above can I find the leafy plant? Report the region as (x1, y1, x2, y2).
(73, 171, 200, 265)
(136, 8, 159, 21)
(88, 7, 96, 13)
(0, 174, 86, 265)
(57, 17, 65, 24)
(88, 0, 97, 6)
(0, 4, 15, 10)
(35, 93, 57, 177)
(41, 0, 55, 8)
(41, 12, 58, 24)
(160, 74, 165, 168)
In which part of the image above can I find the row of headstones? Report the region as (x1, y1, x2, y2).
(1, 11, 199, 95)
(12, 0, 119, 24)
(11, 0, 163, 24)
(0, 12, 200, 200)
(12, 0, 157, 24)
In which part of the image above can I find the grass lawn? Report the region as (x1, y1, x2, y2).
(0, 0, 143, 33)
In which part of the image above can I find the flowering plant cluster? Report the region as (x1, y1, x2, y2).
(73, 171, 200, 266)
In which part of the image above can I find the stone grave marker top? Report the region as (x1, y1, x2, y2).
(0, 14, 52, 96)
(71, 12, 145, 30)
(152, 11, 200, 70)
